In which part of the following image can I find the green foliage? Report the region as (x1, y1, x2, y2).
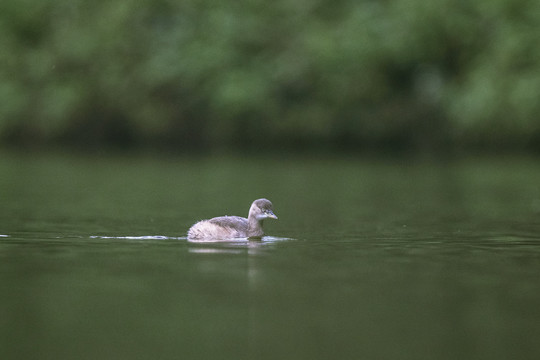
(1, 0, 539, 152)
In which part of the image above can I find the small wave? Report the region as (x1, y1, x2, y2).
(89, 235, 293, 243)
(0, 235, 8, 237)
(263, 236, 294, 242)
(90, 235, 183, 240)
(188, 248, 245, 254)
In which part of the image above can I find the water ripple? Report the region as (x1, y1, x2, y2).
(90, 235, 182, 240)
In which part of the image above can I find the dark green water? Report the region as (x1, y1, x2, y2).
(1, 153, 540, 360)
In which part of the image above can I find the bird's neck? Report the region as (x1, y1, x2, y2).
(247, 216, 264, 238)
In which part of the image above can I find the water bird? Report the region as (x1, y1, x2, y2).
(187, 198, 278, 240)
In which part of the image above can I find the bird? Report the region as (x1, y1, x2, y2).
(187, 198, 278, 240)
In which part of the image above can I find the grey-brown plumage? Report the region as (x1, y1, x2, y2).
(187, 199, 278, 240)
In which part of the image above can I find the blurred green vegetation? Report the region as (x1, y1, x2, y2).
(1, 0, 540, 153)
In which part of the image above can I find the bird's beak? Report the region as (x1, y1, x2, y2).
(268, 211, 278, 220)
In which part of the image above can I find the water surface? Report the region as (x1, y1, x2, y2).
(1, 153, 540, 360)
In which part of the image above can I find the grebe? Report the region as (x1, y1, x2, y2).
(187, 198, 278, 240)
